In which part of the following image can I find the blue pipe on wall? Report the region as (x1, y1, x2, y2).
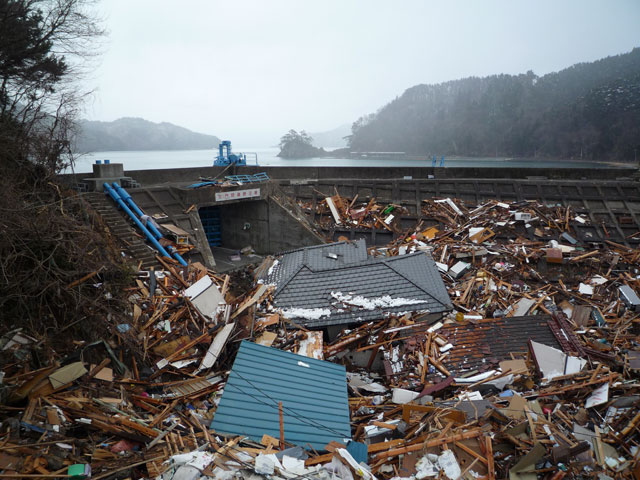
(110, 182, 188, 267)
(103, 182, 175, 261)
(112, 182, 163, 239)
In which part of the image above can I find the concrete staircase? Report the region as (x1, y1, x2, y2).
(83, 192, 160, 270)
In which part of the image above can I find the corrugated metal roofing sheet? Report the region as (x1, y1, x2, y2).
(210, 340, 351, 450)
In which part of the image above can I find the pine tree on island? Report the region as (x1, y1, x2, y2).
(277, 129, 325, 158)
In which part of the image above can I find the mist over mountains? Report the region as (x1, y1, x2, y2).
(77, 49, 640, 161)
(310, 124, 351, 149)
(74, 117, 220, 152)
(349, 48, 640, 161)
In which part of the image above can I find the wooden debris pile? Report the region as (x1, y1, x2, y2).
(1, 194, 639, 479)
(298, 191, 409, 233)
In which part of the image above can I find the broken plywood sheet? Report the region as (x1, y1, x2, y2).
(297, 331, 323, 360)
(90, 365, 114, 382)
(469, 227, 495, 244)
(49, 362, 87, 388)
(499, 359, 528, 375)
(512, 298, 535, 317)
(509, 442, 546, 480)
(255, 331, 277, 347)
(161, 223, 190, 237)
(505, 393, 528, 420)
(571, 305, 592, 326)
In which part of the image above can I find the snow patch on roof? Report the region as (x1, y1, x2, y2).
(331, 291, 425, 310)
(267, 259, 279, 276)
(278, 307, 331, 320)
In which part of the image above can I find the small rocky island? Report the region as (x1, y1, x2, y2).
(277, 129, 326, 158)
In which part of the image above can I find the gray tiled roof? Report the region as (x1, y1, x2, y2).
(265, 240, 452, 327)
(268, 239, 368, 285)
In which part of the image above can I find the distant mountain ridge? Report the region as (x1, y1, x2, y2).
(74, 117, 220, 152)
(310, 124, 351, 148)
(349, 48, 640, 161)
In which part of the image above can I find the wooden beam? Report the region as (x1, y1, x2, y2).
(374, 428, 483, 460)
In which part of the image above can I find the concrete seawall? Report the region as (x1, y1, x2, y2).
(60, 165, 638, 188)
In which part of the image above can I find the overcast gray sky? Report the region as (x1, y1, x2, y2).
(84, 0, 640, 146)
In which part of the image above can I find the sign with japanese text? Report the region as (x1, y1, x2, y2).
(215, 188, 261, 202)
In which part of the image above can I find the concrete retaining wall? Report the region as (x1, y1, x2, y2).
(123, 165, 637, 185)
(60, 163, 637, 188)
(218, 197, 323, 254)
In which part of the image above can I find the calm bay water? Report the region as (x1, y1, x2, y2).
(65, 147, 628, 174)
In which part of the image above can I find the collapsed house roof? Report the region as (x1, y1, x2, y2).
(210, 340, 351, 451)
(263, 239, 453, 327)
(437, 315, 571, 376)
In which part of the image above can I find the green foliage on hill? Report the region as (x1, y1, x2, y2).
(278, 129, 325, 158)
(349, 49, 640, 161)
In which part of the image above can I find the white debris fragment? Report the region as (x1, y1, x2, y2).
(438, 450, 461, 480)
(435, 198, 464, 216)
(254, 454, 275, 475)
(415, 454, 439, 478)
(169, 450, 215, 471)
(585, 382, 609, 408)
(579, 283, 594, 295)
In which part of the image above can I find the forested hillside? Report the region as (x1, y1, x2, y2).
(349, 48, 640, 161)
(74, 117, 220, 152)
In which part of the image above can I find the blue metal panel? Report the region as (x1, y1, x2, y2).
(224, 172, 270, 184)
(198, 206, 222, 247)
(211, 341, 351, 451)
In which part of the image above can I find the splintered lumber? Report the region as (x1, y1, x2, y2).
(401, 405, 466, 425)
(156, 332, 210, 369)
(367, 439, 406, 453)
(454, 441, 488, 465)
(374, 428, 483, 459)
(231, 284, 272, 319)
(155, 256, 189, 288)
(87, 358, 111, 379)
(147, 421, 179, 449)
(485, 436, 495, 480)
(305, 453, 335, 467)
